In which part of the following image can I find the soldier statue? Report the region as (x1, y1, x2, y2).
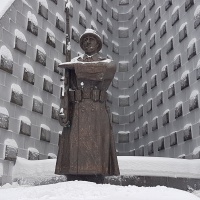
(55, 29, 120, 183)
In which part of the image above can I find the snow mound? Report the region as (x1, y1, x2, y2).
(190, 90, 199, 100)
(27, 11, 38, 25)
(15, 29, 26, 42)
(172, 6, 179, 15)
(188, 38, 196, 48)
(37, 0, 48, 8)
(4, 138, 18, 148)
(11, 84, 22, 94)
(41, 124, 50, 131)
(19, 116, 31, 125)
(23, 63, 34, 74)
(36, 45, 46, 54)
(43, 75, 53, 83)
(56, 12, 64, 22)
(52, 103, 59, 109)
(0, 45, 13, 61)
(0, 106, 8, 115)
(33, 95, 43, 103)
(179, 22, 187, 31)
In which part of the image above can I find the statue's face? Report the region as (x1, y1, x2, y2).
(82, 36, 99, 55)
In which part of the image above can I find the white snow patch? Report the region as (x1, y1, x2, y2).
(188, 38, 196, 48)
(4, 139, 18, 148)
(46, 28, 55, 38)
(139, 145, 144, 149)
(91, 21, 97, 30)
(181, 70, 189, 79)
(174, 54, 180, 61)
(28, 147, 39, 154)
(119, 27, 128, 31)
(0, 0, 15, 19)
(147, 98, 152, 102)
(119, 95, 129, 98)
(0, 106, 8, 115)
(15, 29, 26, 42)
(112, 112, 119, 115)
(37, 0, 48, 9)
(161, 20, 167, 27)
(179, 22, 187, 31)
(43, 75, 53, 83)
(0, 180, 199, 200)
(23, 63, 34, 74)
(54, 58, 61, 64)
(172, 6, 179, 15)
(163, 109, 169, 115)
(135, 127, 139, 131)
(150, 32, 156, 40)
(65, 1, 72, 9)
(138, 104, 143, 109)
(152, 116, 158, 121)
(193, 146, 200, 155)
(11, 84, 22, 94)
(175, 101, 183, 107)
(158, 90, 163, 95)
(52, 103, 59, 109)
(48, 153, 57, 158)
(184, 123, 192, 130)
(0, 45, 13, 61)
(36, 45, 46, 54)
(137, 66, 142, 72)
(79, 11, 85, 19)
(143, 121, 148, 126)
(58, 131, 62, 134)
(155, 48, 161, 54)
(190, 90, 199, 100)
(167, 36, 173, 43)
(112, 40, 119, 46)
(118, 131, 130, 134)
(19, 116, 31, 125)
(56, 12, 64, 22)
(194, 5, 200, 19)
(169, 81, 175, 88)
(33, 95, 43, 103)
(41, 124, 50, 131)
(197, 59, 200, 68)
(27, 11, 38, 25)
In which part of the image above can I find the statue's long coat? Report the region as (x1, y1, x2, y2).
(55, 56, 120, 176)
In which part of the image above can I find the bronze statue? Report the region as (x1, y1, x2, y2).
(55, 29, 120, 182)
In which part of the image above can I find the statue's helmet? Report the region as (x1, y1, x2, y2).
(80, 29, 102, 53)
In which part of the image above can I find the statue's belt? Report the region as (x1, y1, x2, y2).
(68, 89, 107, 103)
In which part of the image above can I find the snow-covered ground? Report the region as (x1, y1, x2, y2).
(1, 181, 200, 200)
(11, 156, 200, 180)
(1, 156, 200, 199)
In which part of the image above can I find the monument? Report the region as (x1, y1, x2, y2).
(55, 29, 120, 183)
